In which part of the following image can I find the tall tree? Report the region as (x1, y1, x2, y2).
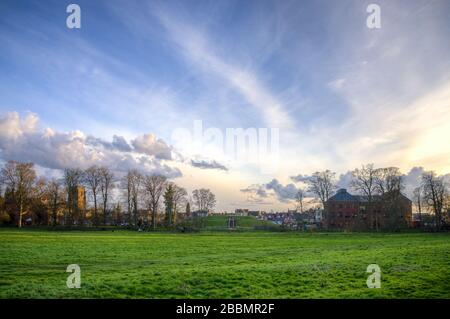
(413, 186, 423, 227)
(163, 183, 175, 226)
(374, 167, 403, 195)
(84, 166, 102, 226)
(172, 184, 187, 224)
(421, 171, 447, 230)
(46, 178, 64, 226)
(99, 166, 114, 225)
(64, 168, 83, 225)
(122, 169, 142, 227)
(31, 177, 52, 225)
(296, 188, 305, 213)
(304, 170, 336, 208)
(351, 164, 378, 230)
(374, 167, 405, 230)
(1, 161, 36, 228)
(143, 174, 167, 230)
(122, 173, 132, 226)
(351, 164, 377, 201)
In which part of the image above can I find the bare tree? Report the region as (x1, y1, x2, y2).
(163, 183, 175, 226)
(122, 172, 133, 225)
(192, 188, 216, 212)
(375, 167, 407, 230)
(163, 183, 187, 226)
(1, 161, 36, 228)
(143, 174, 167, 230)
(84, 166, 102, 226)
(351, 164, 377, 200)
(301, 171, 336, 229)
(122, 169, 142, 227)
(46, 178, 64, 226)
(296, 188, 305, 213)
(351, 164, 379, 230)
(31, 177, 53, 225)
(421, 171, 447, 230)
(413, 186, 423, 227)
(99, 166, 114, 225)
(374, 167, 403, 195)
(304, 170, 336, 208)
(64, 168, 83, 225)
(172, 184, 187, 223)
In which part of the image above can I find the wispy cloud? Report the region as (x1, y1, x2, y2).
(153, 7, 294, 130)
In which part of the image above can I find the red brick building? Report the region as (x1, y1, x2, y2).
(324, 188, 412, 230)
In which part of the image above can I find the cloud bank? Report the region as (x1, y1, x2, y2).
(241, 178, 299, 204)
(0, 112, 181, 178)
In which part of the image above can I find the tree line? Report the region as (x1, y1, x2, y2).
(0, 160, 216, 228)
(1, 160, 448, 230)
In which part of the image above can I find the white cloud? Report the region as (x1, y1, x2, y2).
(131, 133, 172, 160)
(0, 112, 181, 178)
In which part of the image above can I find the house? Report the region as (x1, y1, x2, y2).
(324, 188, 412, 230)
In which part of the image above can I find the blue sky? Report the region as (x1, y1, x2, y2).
(1, 0, 449, 211)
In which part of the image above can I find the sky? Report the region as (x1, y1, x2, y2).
(0, 0, 449, 212)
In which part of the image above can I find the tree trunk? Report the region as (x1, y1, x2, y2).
(103, 200, 107, 225)
(53, 208, 57, 226)
(173, 204, 177, 225)
(152, 205, 156, 230)
(93, 195, 98, 226)
(18, 201, 23, 228)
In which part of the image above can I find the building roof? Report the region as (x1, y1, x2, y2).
(328, 189, 412, 203)
(327, 189, 358, 202)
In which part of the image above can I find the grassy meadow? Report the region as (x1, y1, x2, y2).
(198, 215, 280, 230)
(0, 228, 449, 299)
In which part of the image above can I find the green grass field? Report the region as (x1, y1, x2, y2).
(199, 215, 279, 230)
(0, 229, 449, 298)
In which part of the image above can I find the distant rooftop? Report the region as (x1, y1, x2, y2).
(328, 188, 411, 202)
(328, 189, 358, 201)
